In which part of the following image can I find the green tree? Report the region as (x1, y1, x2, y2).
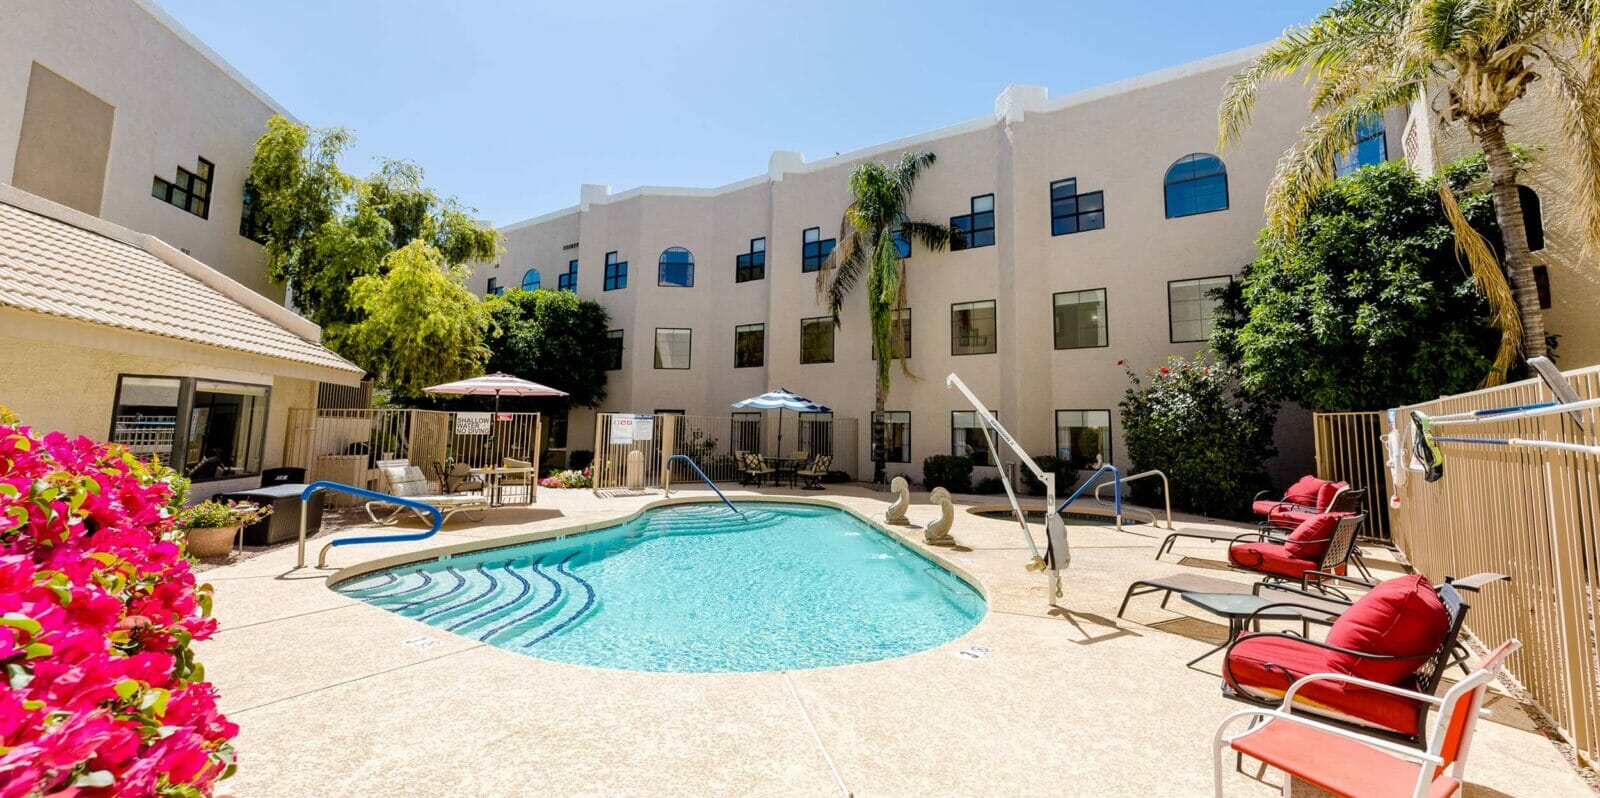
(1119, 356, 1277, 520)
(1212, 161, 1502, 411)
(333, 241, 492, 398)
(1219, 0, 1600, 376)
(815, 152, 961, 484)
(485, 289, 613, 409)
(247, 116, 500, 330)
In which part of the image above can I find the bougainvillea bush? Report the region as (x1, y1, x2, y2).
(0, 414, 237, 796)
(538, 468, 592, 490)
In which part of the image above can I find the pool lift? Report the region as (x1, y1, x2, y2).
(946, 373, 1070, 603)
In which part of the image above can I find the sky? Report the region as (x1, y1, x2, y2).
(158, 0, 1332, 226)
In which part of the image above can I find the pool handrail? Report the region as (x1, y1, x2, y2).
(1093, 468, 1173, 530)
(661, 455, 742, 516)
(1057, 464, 1122, 528)
(296, 481, 443, 569)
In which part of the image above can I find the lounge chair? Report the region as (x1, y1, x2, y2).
(1157, 488, 1367, 565)
(1224, 513, 1364, 591)
(1252, 476, 1346, 521)
(1214, 638, 1519, 798)
(1221, 574, 1468, 746)
(796, 454, 831, 490)
(367, 464, 489, 525)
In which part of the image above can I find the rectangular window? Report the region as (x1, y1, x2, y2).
(873, 411, 911, 463)
(1335, 115, 1388, 177)
(1056, 410, 1111, 471)
(798, 411, 833, 456)
(800, 317, 835, 364)
(558, 259, 578, 292)
(950, 300, 997, 355)
(605, 329, 624, 371)
(736, 237, 766, 283)
(891, 227, 911, 259)
(110, 376, 182, 464)
(1052, 289, 1108, 349)
(872, 308, 912, 360)
(151, 157, 213, 219)
(801, 227, 835, 273)
(951, 410, 996, 466)
(1050, 179, 1105, 236)
(950, 194, 995, 250)
(239, 180, 266, 242)
(734, 323, 765, 368)
(732, 411, 763, 454)
(486, 277, 504, 296)
(1533, 265, 1552, 310)
(1168, 276, 1232, 343)
(654, 328, 691, 369)
(110, 375, 269, 482)
(604, 251, 628, 291)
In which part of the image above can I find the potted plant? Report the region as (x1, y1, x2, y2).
(175, 499, 272, 559)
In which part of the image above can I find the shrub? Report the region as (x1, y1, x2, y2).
(538, 468, 593, 489)
(921, 455, 973, 493)
(0, 414, 237, 795)
(973, 476, 1007, 495)
(1019, 455, 1076, 496)
(1119, 356, 1276, 520)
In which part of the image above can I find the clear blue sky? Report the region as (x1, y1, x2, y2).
(159, 0, 1330, 225)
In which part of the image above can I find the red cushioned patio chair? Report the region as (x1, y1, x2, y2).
(1221, 574, 1469, 746)
(1250, 475, 1328, 519)
(1226, 513, 1364, 589)
(1213, 638, 1519, 798)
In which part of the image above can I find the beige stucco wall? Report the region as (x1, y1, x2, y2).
(472, 48, 1338, 485)
(0, 313, 318, 495)
(0, 0, 286, 298)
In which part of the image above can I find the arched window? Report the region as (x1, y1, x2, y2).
(521, 268, 542, 291)
(1164, 154, 1229, 218)
(1518, 186, 1544, 252)
(658, 247, 694, 287)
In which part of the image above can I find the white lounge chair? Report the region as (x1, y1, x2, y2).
(366, 464, 489, 525)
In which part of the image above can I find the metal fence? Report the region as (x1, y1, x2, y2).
(589, 412, 859, 491)
(1311, 411, 1393, 541)
(284, 408, 541, 505)
(1387, 364, 1600, 764)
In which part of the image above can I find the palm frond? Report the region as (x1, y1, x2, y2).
(900, 219, 958, 252)
(815, 229, 868, 324)
(1437, 179, 1520, 385)
(1539, 50, 1600, 260)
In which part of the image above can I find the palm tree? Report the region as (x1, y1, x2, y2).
(816, 151, 961, 484)
(1219, 0, 1600, 378)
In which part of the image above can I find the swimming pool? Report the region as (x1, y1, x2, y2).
(334, 502, 986, 672)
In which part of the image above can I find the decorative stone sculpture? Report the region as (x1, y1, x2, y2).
(885, 476, 911, 525)
(924, 487, 956, 546)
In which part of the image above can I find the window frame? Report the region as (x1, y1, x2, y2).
(1051, 289, 1109, 350)
(1049, 178, 1105, 236)
(603, 251, 628, 291)
(486, 277, 504, 296)
(734, 323, 765, 368)
(950, 299, 998, 356)
(950, 193, 996, 250)
(1166, 275, 1233, 344)
(799, 316, 835, 364)
(872, 410, 912, 464)
(736, 237, 767, 283)
(658, 246, 695, 288)
(950, 410, 997, 467)
(109, 374, 271, 483)
(801, 227, 836, 273)
(1163, 154, 1230, 219)
(151, 157, 214, 219)
(604, 329, 624, 371)
(521, 268, 542, 291)
(1054, 409, 1113, 472)
(653, 327, 692, 370)
(558, 259, 578, 292)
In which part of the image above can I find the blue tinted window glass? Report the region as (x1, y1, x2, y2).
(892, 228, 910, 259)
(521, 269, 541, 291)
(658, 247, 694, 287)
(1164, 155, 1229, 218)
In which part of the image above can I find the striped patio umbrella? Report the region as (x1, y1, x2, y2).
(731, 388, 830, 457)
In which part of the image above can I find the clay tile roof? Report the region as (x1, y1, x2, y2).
(0, 200, 362, 376)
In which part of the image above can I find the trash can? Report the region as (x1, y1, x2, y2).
(217, 484, 325, 546)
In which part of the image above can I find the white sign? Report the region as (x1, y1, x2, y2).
(632, 414, 654, 441)
(610, 416, 635, 444)
(455, 412, 493, 435)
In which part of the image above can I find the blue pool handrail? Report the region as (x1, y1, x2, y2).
(1056, 464, 1122, 520)
(662, 455, 742, 516)
(296, 481, 443, 568)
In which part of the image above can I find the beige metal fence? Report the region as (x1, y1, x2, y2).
(589, 412, 859, 491)
(284, 408, 541, 505)
(1311, 411, 1393, 541)
(1387, 364, 1600, 765)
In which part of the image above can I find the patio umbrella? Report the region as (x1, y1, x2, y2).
(423, 372, 568, 415)
(731, 388, 830, 457)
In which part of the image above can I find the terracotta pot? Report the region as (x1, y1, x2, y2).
(184, 525, 240, 559)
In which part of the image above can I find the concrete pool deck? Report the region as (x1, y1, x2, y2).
(197, 485, 1591, 797)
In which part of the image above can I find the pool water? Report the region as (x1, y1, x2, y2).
(335, 503, 985, 672)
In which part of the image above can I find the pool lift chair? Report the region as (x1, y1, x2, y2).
(946, 373, 1072, 606)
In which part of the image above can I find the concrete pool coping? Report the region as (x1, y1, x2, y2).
(197, 484, 1594, 797)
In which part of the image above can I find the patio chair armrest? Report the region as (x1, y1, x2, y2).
(1214, 707, 1447, 765)
(1300, 570, 1376, 592)
(1282, 672, 1445, 709)
(1229, 530, 1277, 545)
(1253, 489, 1275, 503)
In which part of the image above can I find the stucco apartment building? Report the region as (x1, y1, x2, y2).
(468, 51, 1369, 484)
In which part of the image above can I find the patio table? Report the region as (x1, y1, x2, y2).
(1179, 592, 1338, 667)
(469, 466, 536, 507)
(762, 456, 804, 488)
